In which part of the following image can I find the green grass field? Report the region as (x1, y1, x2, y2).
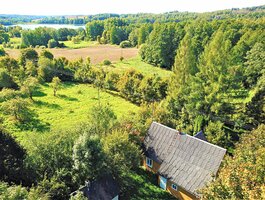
(3, 82, 138, 141)
(105, 56, 173, 78)
(61, 40, 98, 49)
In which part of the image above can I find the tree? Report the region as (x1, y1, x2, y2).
(103, 130, 141, 176)
(201, 124, 265, 200)
(0, 56, 19, 75)
(19, 48, 38, 66)
(244, 42, 265, 88)
(140, 23, 185, 69)
(0, 47, 6, 57)
(51, 77, 61, 96)
(73, 134, 106, 184)
(40, 50, 54, 60)
(21, 76, 39, 100)
(1, 98, 33, 123)
(0, 69, 18, 90)
(86, 20, 104, 40)
(0, 128, 27, 184)
(48, 39, 58, 48)
(87, 104, 117, 135)
(38, 57, 55, 82)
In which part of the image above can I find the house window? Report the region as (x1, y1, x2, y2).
(172, 184, 178, 191)
(146, 157, 153, 168)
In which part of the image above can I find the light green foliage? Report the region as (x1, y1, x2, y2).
(74, 58, 93, 83)
(51, 77, 61, 96)
(201, 125, 265, 200)
(48, 39, 58, 48)
(73, 134, 106, 184)
(0, 182, 49, 200)
(1, 97, 33, 123)
(244, 42, 265, 87)
(103, 130, 141, 175)
(117, 68, 143, 104)
(21, 76, 39, 100)
(25, 61, 38, 77)
(86, 20, 104, 40)
(37, 57, 55, 82)
(70, 191, 87, 200)
(140, 23, 185, 69)
(0, 56, 19, 75)
(120, 40, 132, 48)
(71, 36, 81, 44)
(87, 104, 117, 135)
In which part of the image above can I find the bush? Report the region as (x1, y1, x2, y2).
(0, 69, 18, 90)
(120, 40, 132, 48)
(0, 47, 6, 56)
(103, 59, 112, 66)
(48, 39, 58, 48)
(40, 50, 54, 60)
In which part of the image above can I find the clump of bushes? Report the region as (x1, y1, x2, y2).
(103, 59, 112, 66)
(120, 40, 132, 48)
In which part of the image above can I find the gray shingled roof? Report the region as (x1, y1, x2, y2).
(144, 122, 226, 195)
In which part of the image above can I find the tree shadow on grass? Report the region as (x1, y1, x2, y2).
(16, 113, 50, 132)
(58, 94, 78, 102)
(33, 90, 47, 97)
(34, 100, 62, 110)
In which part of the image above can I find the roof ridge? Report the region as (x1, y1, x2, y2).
(152, 122, 226, 151)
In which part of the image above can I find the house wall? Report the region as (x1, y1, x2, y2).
(164, 180, 199, 200)
(143, 156, 161, 173)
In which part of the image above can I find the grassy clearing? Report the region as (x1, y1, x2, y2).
(103, 56, 173, 78)
(61, 40, 98, 49)
(32, 82, 138, 130)
(3, 82, 138, 141)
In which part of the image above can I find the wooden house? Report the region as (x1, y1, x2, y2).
(143, 122, 226, 200)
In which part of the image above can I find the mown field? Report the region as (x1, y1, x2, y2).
(5, 45, 138, 63)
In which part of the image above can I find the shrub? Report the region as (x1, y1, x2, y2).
(103, 59, 111, 66)
(120, 40, 132, 48)
(0, 47, 6, 57)
(48, 39, 58, 48)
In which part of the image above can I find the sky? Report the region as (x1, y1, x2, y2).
(0, 0, 264, 15)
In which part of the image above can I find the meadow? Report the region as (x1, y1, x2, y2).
(4, 82, 139, 141)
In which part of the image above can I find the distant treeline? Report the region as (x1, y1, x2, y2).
(0, 5, 265, 26)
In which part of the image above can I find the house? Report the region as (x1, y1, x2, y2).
(72, 175, 119, 200)
(143, 122, 226, 200)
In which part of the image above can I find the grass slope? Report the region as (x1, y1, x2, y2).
(3, 82, 138, 139)
(32, 82, 138, 130)
(105, 56, 173, 78)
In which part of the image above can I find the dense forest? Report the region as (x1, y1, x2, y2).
(0, 5, 264, 200)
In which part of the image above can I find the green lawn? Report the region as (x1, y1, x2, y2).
(105, 56, 173, 78)
(61, 40, 98, 49)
